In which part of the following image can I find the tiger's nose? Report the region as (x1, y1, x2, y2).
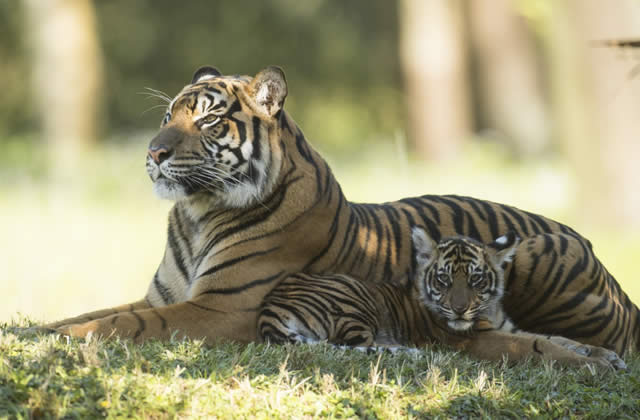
(451, 302, 469, 315)
(148, 145, 173, 164)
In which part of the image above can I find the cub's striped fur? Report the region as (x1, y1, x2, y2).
(259, 229, 626, 369)
(43, 66, 639, 356)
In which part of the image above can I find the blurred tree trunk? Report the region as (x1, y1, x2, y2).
(548, 0, 640, 229)
(398, 0, 471, 161)
(467, 0, 549, 157)
(24, 0, 103, 179)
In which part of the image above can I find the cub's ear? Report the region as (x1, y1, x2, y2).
(488, 231, 520, 267)
(191, 66, 222, 84)
(249, 66, 287, 117)
(412, 226, 438, 269)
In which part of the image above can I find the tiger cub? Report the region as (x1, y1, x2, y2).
(258, 228, 626, 369)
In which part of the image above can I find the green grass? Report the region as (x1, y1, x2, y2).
(2, 318, 639, 419)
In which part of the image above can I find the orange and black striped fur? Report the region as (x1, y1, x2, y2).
(258, 229, 626, 369)
(43, 66, 640, 356)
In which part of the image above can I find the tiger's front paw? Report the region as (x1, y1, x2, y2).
(585, 346, 627, 371)
(56, 320, 101, 338)
(572, 344, 627, 371)
(549, 337, 626, 371)
(8, 326, 58, 337)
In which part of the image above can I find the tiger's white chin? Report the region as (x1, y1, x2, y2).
(447, 320, 474, 331)
(153, 178, 189, 201)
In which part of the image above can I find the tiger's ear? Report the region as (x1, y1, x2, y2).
(488, 231, 520, 267)
(412, 227, 438, 269)
(192, 66, 222, 84)
(249, 66, 287, 117)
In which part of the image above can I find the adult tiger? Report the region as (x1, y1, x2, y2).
(258, 229, 627, 369)
(43, 66, 640, 355)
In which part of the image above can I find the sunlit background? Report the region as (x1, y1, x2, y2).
(1, 0, 639, 323)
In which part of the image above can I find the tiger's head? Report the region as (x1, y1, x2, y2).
(146, 66, 288, 208)
(411, 227, 520, 331)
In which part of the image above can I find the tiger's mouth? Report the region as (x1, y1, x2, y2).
(152, 176, 192, 200)
(447, 319, 474, 331)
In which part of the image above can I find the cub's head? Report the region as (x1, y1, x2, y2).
(146, 66, 287, 207)
(411, 227, 520, 331)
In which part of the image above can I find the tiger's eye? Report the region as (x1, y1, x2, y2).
(436, 272, 450, 287)
(202, 115, 220, 124)
(470, 273, 485, 287)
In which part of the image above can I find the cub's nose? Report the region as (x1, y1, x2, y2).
(451, 302, 469, 315)
(148, 145, 172, 164)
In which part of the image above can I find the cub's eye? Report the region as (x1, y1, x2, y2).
(470, 273, 485, 287)
(435, 273, 450, 288)
(162, 113, 171, 126)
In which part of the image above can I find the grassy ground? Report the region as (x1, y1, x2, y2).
(2, 318, 639, 419)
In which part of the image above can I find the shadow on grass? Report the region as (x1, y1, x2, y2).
(2, 319, 640, 418)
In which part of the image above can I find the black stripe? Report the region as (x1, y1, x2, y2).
(501, 205, 530, 237)
(251, 117, 262, 160)
(533, 340, 543, 354)
(476, 200, 500, 240)
(198, 270, 284, 295)
(173, 206, 193, 258)
(153, 271, 173, 305)
(557, 241, 589, 295)
(400, 198, 442, 242)
(198, 247, 280, 279)
(559, 235, 569, 255)
(131, 311, 146, 340)
(167, 222, 190, 284)
(198, 246, 280, 278)
(303, 193, 345, 271)
(151, 309, 168, 330)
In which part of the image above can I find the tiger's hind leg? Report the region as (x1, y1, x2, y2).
(259, 311, 331, 345)
(455, 330, 626, 370)
(503, 233, 639, 356)
(258, 304, 377, 347)
(258, 274, 380, 348)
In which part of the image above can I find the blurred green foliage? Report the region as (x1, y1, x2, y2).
(0, 0, 404, 153)
(0, 2, 35, 137)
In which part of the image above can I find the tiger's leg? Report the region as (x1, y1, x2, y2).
(453, 330, 625, 370)
(503, 233, 638, 355)
(258, 307, 333, 345)
(44, 299, 151, 330)
(543, 334, 626, 369)
(496, 317, 626, 369)
(55, 297, 258, 344)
